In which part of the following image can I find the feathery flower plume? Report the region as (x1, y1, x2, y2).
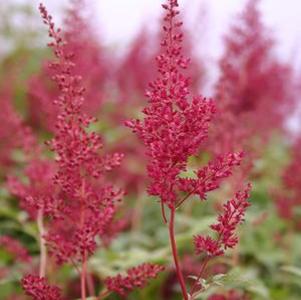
(194, 184, 251, 257)
(126, 0, 215, 211)
(38, 3, 123, 299)
(104, 263, 165, 297)
(21, 274, 62, 300)
(126, 1, 251, 299)
(212, 0, 294, 152)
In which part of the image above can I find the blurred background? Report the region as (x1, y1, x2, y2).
(1, 0, 301, 299)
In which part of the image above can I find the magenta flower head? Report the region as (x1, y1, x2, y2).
(38, 2, 124, 264)
(126, 1, 251, 299)
(105, 263, 165, 297)
(126, 0, 215, 210)
(194, 184, 251, 257)
(21, 275, 62, 300)
(37, 3, 125, 299)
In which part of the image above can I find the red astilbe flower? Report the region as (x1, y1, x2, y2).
(126, 1, 250, 300)
(21, 274, 62, 300)
(0, 235, 31, 263)
(29, 0, 109, 131)
(206, 0, 295, 192)
(112, 19, 207, 196)
(111, 9, 207, 198)
(39, 3, 123, 263)
(105, 263, 164, 297)
(177, 152, 243, 203)
(38, 6, 127, 299)
(194, 184, 251, 257)
(126, 0, 216, 210)
(212, 0, 295, 150)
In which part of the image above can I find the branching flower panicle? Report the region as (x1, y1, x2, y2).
(194, 184, 251, 257)
(127, 1, 251, 299)
(126, 0, 215, 210)
(104, 263, 165, 297)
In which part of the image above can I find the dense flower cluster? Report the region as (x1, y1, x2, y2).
(194, 184, 251, 257)
(21, 275, 62, 300)
(127, 1, 251, 300)
(177, 152, 243, 203)
(38, 3, 123, 265)
(105, 263, 164, 296)
(206, 0, 295, 195)
(126, 0, 217, 210)
(213, 0, 294, 148)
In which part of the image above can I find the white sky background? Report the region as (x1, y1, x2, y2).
(26, 0, 301, 66)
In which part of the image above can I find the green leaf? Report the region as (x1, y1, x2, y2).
(281, 265, 301, 277)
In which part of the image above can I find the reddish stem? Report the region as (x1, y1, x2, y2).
(161, 200, 168, 224)
(81, 250, 87, 300)
(190, 256, 210, 297)
(87, 272, 95, 297)
(168, 207, 189, 300)
(98, 289, 110, 299)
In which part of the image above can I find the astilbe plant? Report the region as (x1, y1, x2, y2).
(104, 263, 165, 297)
(207, 0, 295, 191)
(112, 15, 207, 194)
(126, 1, 251, 299)
(20, 4, 164, 300)
(22, 274, 63, 300)
(212, 0, 294, 151)
(108, 4, 208, 233)
(37, 3, 121, 298)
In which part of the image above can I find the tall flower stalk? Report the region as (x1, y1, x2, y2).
(39, 4, 123, 299)
(127, 1, 251, 299)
